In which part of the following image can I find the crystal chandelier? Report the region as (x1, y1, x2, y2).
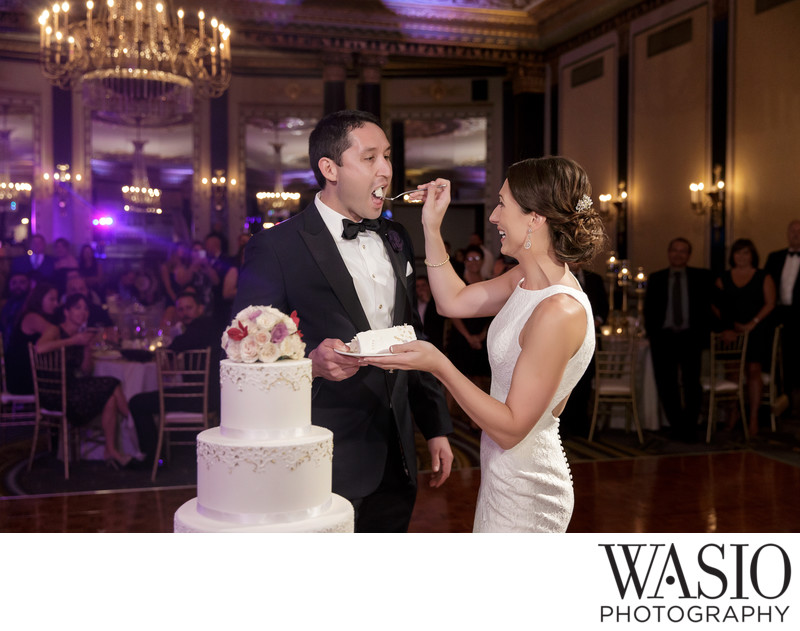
(122, 119, 162, 213)
(38, 1, 231, 125)
(0, 107, 32, 209)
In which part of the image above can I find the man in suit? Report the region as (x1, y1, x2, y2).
(415, 275, 445, 350)
(10, 234, 57, 285)
(765, 219, 800, 412)
(645, 237, 713, 442)
(203, 231, 234, 334)
(234, 110, 453, 532)
(129, 291, 221, 466)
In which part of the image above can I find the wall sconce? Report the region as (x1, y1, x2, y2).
(43, 163, 82, 214)
(690, 166, 725, 226)
(203, 170, 236, 212)
(599, 181, 627, 216)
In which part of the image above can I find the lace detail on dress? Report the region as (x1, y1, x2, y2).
(473, 278, 595, 532)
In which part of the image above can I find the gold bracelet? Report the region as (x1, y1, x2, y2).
(424, 255, 450, 268)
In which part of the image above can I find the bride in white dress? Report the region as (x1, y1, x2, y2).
(364, 157, 606, 532)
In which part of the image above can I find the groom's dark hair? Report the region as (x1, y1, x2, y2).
(309, 110, 382, 189)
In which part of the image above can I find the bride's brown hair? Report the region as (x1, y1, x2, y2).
(506, 156, 607, 264)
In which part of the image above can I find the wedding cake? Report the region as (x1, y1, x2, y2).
(174, 306, 354, 533)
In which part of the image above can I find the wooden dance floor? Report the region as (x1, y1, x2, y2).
(1, 450, 798, 532)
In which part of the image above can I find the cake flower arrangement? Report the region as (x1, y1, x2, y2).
(222, 306, 305, 363)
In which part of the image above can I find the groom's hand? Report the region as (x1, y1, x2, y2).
(427, 435, 453, 488)
(309, 338, 361, 381)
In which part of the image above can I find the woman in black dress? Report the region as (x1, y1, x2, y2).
(6, 282, 61, 394)
(714, 239, 776, 436)
(37, 293, 132, 467)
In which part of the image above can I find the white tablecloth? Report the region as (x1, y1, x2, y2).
(606, 338, 664, 432)
(79, 357, 158, 459)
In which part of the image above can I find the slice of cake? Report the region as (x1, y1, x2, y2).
(348, 324, 416, 354)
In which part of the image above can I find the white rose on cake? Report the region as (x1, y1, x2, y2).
(221, 306, 306, 363)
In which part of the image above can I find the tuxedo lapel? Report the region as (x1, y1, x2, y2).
(299, 205, 371, 333)
(378, 224, 412, 325)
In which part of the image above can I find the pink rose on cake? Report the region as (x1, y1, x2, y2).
(221, 306, 305, 363)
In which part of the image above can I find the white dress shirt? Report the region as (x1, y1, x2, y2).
(779, 251, 800, 306)
(316, 193, 395, 330)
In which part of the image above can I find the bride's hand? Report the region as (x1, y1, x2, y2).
(359, 340, 445, 375)
(419, 178, 451, 233)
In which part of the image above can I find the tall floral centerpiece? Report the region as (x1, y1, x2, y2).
(221, 306, 305, 362)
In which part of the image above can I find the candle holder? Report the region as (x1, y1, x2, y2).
(606, 251, 620, 309)
(633, 266, 647, 337)
(617, 260, 632, 315)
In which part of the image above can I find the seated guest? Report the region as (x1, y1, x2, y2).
(10, 234, 56, 285)
(5, 282, 60, 395)
(63, 275, 114, 329)
(129, 291, 221, 465)
(0, 272, 31, 350)
(52, 237, 80, 294)
(37, 293, 132, 468)
(160, 242, 193, 304)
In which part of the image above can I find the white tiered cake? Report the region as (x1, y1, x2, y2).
(174, 307, 354, 533)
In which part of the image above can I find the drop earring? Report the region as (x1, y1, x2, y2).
(524, 226, 532, 250)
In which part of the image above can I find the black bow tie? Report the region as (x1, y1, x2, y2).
(788, 251, 800, 257)
(342, 218, 383, 240)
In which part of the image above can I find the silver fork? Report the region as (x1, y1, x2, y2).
(382, 183, 447, 202)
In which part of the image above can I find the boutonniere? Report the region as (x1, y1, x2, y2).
(387, 229, 403, 253)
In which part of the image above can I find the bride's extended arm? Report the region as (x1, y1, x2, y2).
(365, 294, 586, 449)
(418, 180, 521, 319)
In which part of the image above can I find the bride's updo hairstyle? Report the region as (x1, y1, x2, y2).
(506, 156, 607, 264)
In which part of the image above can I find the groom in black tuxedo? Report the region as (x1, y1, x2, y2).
(765, 219, 800, 411)
(644, 237, 713, 442)
(234, 110, 453, 532)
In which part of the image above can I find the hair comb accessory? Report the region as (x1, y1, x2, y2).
(575, 194, 593, 213)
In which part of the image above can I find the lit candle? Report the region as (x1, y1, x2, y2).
(39, 11, 49, 47)
(68, 35, 74, 61)
(690, 182, 704, 205)
(155, 3, 163, 44)
(62, 2, 69, 33)
(52, 3, 59, 33)
(55, 30, 63, 62)
(107, 0, 114, 38)
(211, 45, 217, 75)
(135, 1, 142, 43)
(198, 10, 205, 44)
(86, 1, 93, 38)
(177, 8, 184, 44)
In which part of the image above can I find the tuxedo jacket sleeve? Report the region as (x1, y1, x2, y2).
(766, 249, 800, 310)
(233, 202, 452, 499)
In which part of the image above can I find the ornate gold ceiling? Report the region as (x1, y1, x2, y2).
(0, 0, 651, 76)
